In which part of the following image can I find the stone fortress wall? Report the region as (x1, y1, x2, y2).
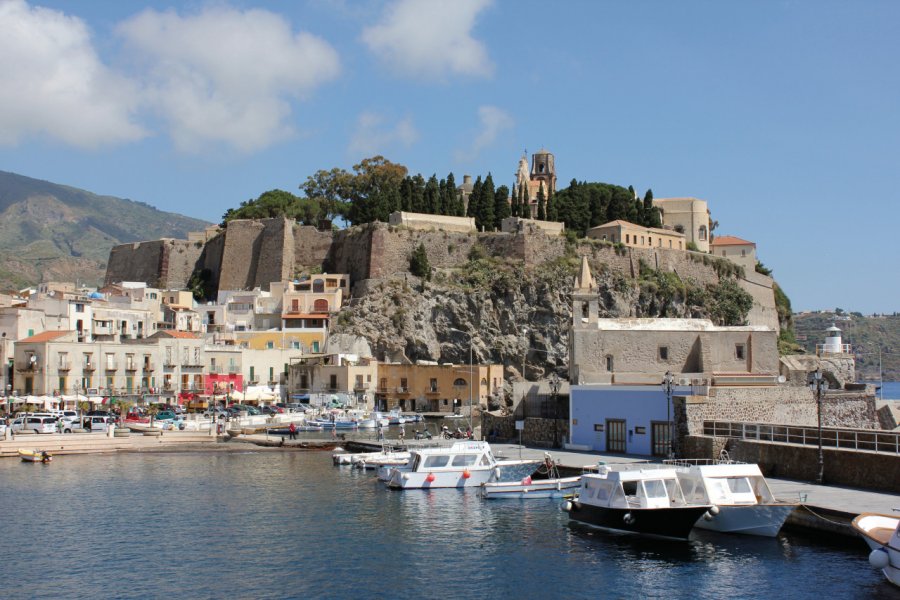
(104, 219, 778, 328)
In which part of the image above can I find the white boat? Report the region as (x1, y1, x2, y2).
(667, 459, 796, 537)
(332, 448, 410, 466)
(386, 441, 517, 489)
(481, 475, 582, 499)
(564, 465, 713, 540)
(852, 510, 900, 587)
(355, 453, 411, 470)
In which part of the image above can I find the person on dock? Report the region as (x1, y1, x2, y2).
(289, 422, 298, 440)
(398, 426, 405, 443)
(377, 424, 385, 442)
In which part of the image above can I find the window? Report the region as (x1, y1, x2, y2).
(329, 374, 337, 389)
(266, 341, 274, 349)
(668, 240, 672, 248)
(699, 225, 707, 241)
(641, 236, 645, 245)
(423, 456, 449, 468)
(735, 344, 746, 360)
(400, 377, 408, 391)
(741, 249, 746, 257)
(290, 341, 300, 349)
(605, 355, 614, 372)
(658, 346, 668, 361)
(648, 237, 652, 246)
(429, 378, 438, 392)
(312, 341, 320, 353)
(453, 378, 467, 386)
(451, 455, 478, 467)
(75, 303, 84, 313)
(625, 234, 630, 243)
(313, 299, 329, 312)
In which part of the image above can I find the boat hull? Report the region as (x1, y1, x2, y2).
(481, 476, 582, 499)
(387, 467, 493, 489)
(18, 449, 52, 463)
(693, 503, 796, 537)
(852, 513, 900, 587)
(568, 503, 710, 540)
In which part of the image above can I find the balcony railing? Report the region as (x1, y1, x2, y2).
(57, 363, 70, 371)
(104, 362, 118, 371)
(125, 363, 137, 372)
(143, 363, 155, 372)
(396, 386, 410, 394)
(702, 420, 900, 456)
(354, 382, 370, 391)
(83, 362, 95, 371)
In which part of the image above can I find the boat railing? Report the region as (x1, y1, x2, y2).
(663, 458, 747, 467)
(703, 420, 900, 456)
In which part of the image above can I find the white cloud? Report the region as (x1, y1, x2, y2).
(454, 105, 513, 162)
(117, 5, 341, 153)
(0, 0, 145, 148)
(348, 111, 418, 156)
(362, 0, 493, 80)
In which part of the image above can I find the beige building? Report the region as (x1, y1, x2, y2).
(710, 235, 757, 271)
(500, 216, 565, 235)
(288, 353, 379, 407)
(569, 258, 778, 385)
(388, 211, 476, 233)
(586, 220, 685, 250)
(514, 149, 557, 212)
(651, 197, 711, 252)
(279, 275, 349, 331)
(374, 362, 505, 413)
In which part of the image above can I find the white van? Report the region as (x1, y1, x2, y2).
(11, 416, 58, 434)
(80, 416, 112, 432)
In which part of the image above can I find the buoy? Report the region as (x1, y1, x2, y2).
(703, 511, 714, 521)
(522, 476, 532, 485)
(708, 505, 720, 516)
(426, 473, 436, 483)
(869, 548, 890, 569)
(402, 473, 410, 481)
(462, 470, 471, 479)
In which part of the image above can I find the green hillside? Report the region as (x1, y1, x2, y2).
(0, 170, 209, 291)
(794, 311, 900, 381)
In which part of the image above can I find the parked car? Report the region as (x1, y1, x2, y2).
(80, 416, 113, 432)
(12, 416, 58, 434)
(204, 407, 229, 419)
(261, 405, 284, 415)
(153, 410, 180, 421)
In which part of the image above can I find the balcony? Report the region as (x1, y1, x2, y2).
(125, 363, 137, 372)
(396, 386, 410, 394)
(354, 382, 370, 391)
(15, 362, 40, 372)
(57, 362, 71, 372)
(228, 366, 240, 374)
(163, 361, 176, 370)
(426, 387, 440, 395)
(83, 362, 95, 371)
(143, 363, 155, 372)
(104, 362, 118, 372)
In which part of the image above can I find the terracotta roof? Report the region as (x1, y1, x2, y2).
(152, 330, 200, 339)
(590, 220, 685, 236)
(711, 235, 755, 247)
(19, 330, 72, 343)
(282, 313, 330, 319)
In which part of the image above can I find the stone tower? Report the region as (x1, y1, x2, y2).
(530, 148, 556, 197)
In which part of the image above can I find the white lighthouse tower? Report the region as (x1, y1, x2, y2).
(821, 324, 846, 355)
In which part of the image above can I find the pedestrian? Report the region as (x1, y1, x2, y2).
(377, 424, 384, 442)
(398, 426, 405, 443)
(289, 422, 297, 440)
(331, 426, 336, 440)
(57, 418, 64, 434)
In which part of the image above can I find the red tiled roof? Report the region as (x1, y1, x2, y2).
(19, 330, 72, 343)
(153, 330, 200, 339)
(710, 235, 755, 247)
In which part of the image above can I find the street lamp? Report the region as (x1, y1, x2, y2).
(662, 371, 675, 458)
(521, 327, 528, 381)
(549, 373, 560, 447)
(809, 369, 825, 484)
(449, 327, 474, 433)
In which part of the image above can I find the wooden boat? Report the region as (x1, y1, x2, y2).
(564, 465, 712, 540)
(852, 511, 900, 587)
(666, 459, 796, 536)
(19, 449, 52, 463)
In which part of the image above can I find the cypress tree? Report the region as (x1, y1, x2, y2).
(399, 177, 413, 212)
(424, 174, 440, 214)
(481, 173, 496, 231)
(546, 187, 557, 222)
(521, 184, 531, 218)
(410, 174, 425, 213)
(510, 183, 520, 217)
(444, 173, 460, 216)
(494, 184, 510, 229)
(536, 185, 546, 220)
(467, 175, 483, 223)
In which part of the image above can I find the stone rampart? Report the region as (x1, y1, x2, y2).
(163, 240, 205, 290)
(218, 218, 292, 291)
(105, 240, 167, 287)
(293, 225, 333, 270)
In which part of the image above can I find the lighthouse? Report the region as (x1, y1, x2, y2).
(821, 324, 845, 355)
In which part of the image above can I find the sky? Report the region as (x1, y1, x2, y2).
(0, 0, 898, 314)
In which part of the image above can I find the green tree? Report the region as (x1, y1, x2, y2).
(536, 185, 546, 220)
(444, 173, 462, 216)
(300, 167, 353, 221)
(345, 156, 408, 225)
(423, 175, 440, 214)
(410, 174, 425, 213)
(510, 183, 520, 217)
(643, 189, 661, 228)
(480, 173, 496, 231)
(709, 279, 754, 326)
(409, 243, 431, 280)
(520, 184, 531, 218)
(546, 187, 557, 221)
(493, 184, 510, 229)
(467, 175, 483, 221)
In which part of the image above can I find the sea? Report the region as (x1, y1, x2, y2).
(2, 451, 897, 600)
(879, 380, 900, 400)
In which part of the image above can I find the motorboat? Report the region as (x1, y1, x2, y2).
(19, 449, 52, 463)
(666, 459, 796, 536)
(852, 510, 900, 587)
(355, 452, 411, 470)
(333, 447, 410, 466)
(385, 441, 535, 489)
(481, 454, 581, 499)
(564, 465, 712, 540)
(481, 475, 582, 499)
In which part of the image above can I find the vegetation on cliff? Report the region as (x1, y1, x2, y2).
(794, 311, 900, 381)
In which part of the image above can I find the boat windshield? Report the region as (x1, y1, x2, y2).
(726, 477, 752, 494)
(643, 479, 668, 499)
(451, 454, 478, 467)
(423, 455, 450, 468)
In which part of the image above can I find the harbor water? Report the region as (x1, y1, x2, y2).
(2, 450, 897, 600)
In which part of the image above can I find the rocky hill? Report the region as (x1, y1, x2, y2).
(0, 170, 209, 291)
(794, 311, 900, 381)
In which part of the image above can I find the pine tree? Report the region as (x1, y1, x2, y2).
(481, 173, 496, 231)
(424, 174, 440, 214)
(510, 183, 520, 217)
(536, 184, 546, 220)
(494, 184, 510, 229)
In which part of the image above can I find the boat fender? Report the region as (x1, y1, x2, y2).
(703, 512, 714, 521)
(522, 476, 532, 485)
(708, 505, 720, 516)
(573, 500, 581, 510)
(869, 548, 890, 569)
(425, 473, 436, 483)
(623, 513, 635, 525)
(402, 473, 410, 481)
(564, 501, 573, 512)
(493, 467, 501, 479)
(462, 470, 471, 479)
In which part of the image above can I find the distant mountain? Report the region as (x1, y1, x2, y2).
(0, 170, 210, 291)
(794, 311, 900, 381)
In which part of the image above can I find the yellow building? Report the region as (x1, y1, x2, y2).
(279, 275, 349, 330)
(375, 362, 505, 413)
(651, 197, 711, 252)
(229, 330, 325, 353)
(587, 220, 685, 250)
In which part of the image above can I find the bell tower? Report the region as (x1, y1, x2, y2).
(530, 148, 556, 196)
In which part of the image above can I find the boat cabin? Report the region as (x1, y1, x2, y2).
(409, 441, 496, 472)
(580, 467, 688, 509)
(671, 461, 775, 506)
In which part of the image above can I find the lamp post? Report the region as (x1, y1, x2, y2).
(662, 371, 675, 458)
(521, 327, 528, 381)
(449, 327, 474, 433)
(549, 373, 560, 447)
(809, 369, 825, 484)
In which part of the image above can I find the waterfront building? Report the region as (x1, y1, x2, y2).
(586, 219, 685, 250)
(710, 235, 757, 271)
(651, 197, 711, 252)
(373, 362, 504, 414)
(288, 353, 378, 408)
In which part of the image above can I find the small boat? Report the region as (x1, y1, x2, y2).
(385, 441, 539, 489)
(271, 425, 324, 434)
(564, 465, 713, 540)
(481, 475, 582, 499)
(852, 510, 900, 587)
(19, 449, 52, 463)
(666, 459, 796, 536)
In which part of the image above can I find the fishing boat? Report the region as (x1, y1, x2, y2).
(666, 459, 796, 536)
(852, 510, 900, 587)
(19, 449, 52, 463)
(564, 465, 713, 540)
(333, 447, 409, 466)
(481, 454, 582, 499)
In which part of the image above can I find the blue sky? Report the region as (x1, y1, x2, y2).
(0, 0, 898, 314)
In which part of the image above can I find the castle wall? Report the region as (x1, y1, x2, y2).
(105, 240, 167, 287)
(293, 225, 333, 270)
(162, 240, 205, 290)
(218, 218, 292, 291)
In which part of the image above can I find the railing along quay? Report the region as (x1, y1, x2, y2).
(702, 420, 900, 455)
